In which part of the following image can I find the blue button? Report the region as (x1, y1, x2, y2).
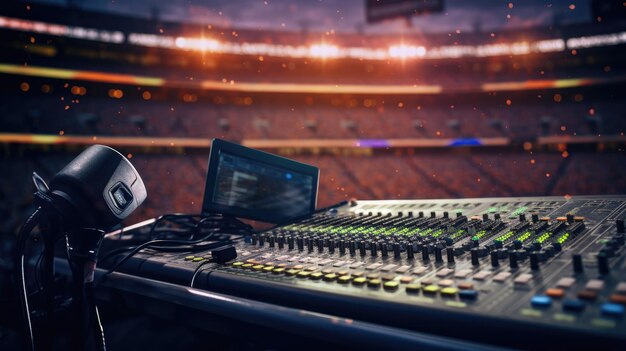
(531, 295, 552, 308)
(601, 303, 624, 317)
(562, 299, 585, 312)
(459, 290, 478, 300)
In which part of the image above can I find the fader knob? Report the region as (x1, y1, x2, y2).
(443, 212, 449, 219)
(297, 237, 304, 251)
(269, 236, 275, 248)
(359, 241, 367, 256)
(470, 248, 480, 266)
(406, 244, 415, 259)
(328, 240, 335, 254)
(370, 242, 378, 257)
(393, 243, 401, 259)
(349, 241, 356, 256)
(422, 245, 430, 262)
(381, 242, 388, 257)
(339, 240, 346, 255)
(431, 211, 436, 218)
(434, 247, 443, 262)
(532, 214, 539, 223)
(278, 236, 285, 249)
(446, 247, 455, 263)
(259, 236, 265, 246)
(598, 253, 610, 275)
(573, 254, 584, 273)
(491, 251, 500, 267)
(509, 251, 518, 269)
(251, 235, 258, 245)
(307, 238, 314, 252)
(530, 253, 540, 271)
(519, 214, 526, 221)
(494, 214, 501, 220)
(482, 214, 489, 221)
(317, 240, 324, 253)
(288, 236, 295, 250)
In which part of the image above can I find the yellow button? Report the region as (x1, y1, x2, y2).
(383, 281, 400, 290)
(352, 277, 367, 286)
(310, 272, 324, 280)
(337, 275, 352, 284)
(297, 271, 311, 278)
(368, 279, 382, 287)
(423, 285, 440, 294)
(406, 283, 422, 293)
(323, 273, 338, 281)
(231, 261, 244, 267)
(252, 264, 264, 270)
(185, 256, 195, 261)
(286, 269, 301, 276)
(441, 287, 459, 297)
(193, 257, 204, 262)
(272, 267, 286, 274)
(242, 263, 254, 269)
(262, 266, 275, 272)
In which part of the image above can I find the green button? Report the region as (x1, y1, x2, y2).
(337, 275, 352, 284)
(441, 287, 459, 297)
(368, 279, 382, 287)
(406, 283, 422, 293)
(310, 272, 324, 280)
(241, 263, 254, 268)
(297, 271, 311, 278)
(423, 285, 440, 294)
(383, 281, 400, 290)
(272, 267, 286, 274)
(185, 256, 195, 261)
(352, 277, 367, 286)
(252, 264, 264, 270)
(323, 273, 338, 281)
(231, 261, 244, 267)
(192, 257, 204, 262)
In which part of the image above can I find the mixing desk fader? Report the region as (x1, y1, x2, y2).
(111, 196, 626, 350)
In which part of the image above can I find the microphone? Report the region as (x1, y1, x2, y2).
(16, 145, 147, 351)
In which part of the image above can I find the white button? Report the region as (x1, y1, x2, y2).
(556, 277, 576, 288)
(585, 279, 604, 291)
(348, 262, 364, 269)
(514, 273, 533, 284)
(412, 266, 428, 275)
(436, 268, 454, 278)
(454, 269, 472, 279)
(380, 264, 398, 272)
(333, 261, 347, 267)
(493, 272, 512, 282)
(365, 263, 383, 270)
(473, 270, 492, 280)
(395, 265, 411, 273)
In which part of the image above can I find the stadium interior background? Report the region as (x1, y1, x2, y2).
(1, 0, 625, 349)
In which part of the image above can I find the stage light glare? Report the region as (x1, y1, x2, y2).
(310, 44, 339, 58)
(388, 45, 426, 58)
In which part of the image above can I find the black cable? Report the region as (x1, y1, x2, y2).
(15, 207, 43, 351)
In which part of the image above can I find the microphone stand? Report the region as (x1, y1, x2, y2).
(66, 228, 106, 351)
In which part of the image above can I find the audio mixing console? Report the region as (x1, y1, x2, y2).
(107, 196, 626, 349)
